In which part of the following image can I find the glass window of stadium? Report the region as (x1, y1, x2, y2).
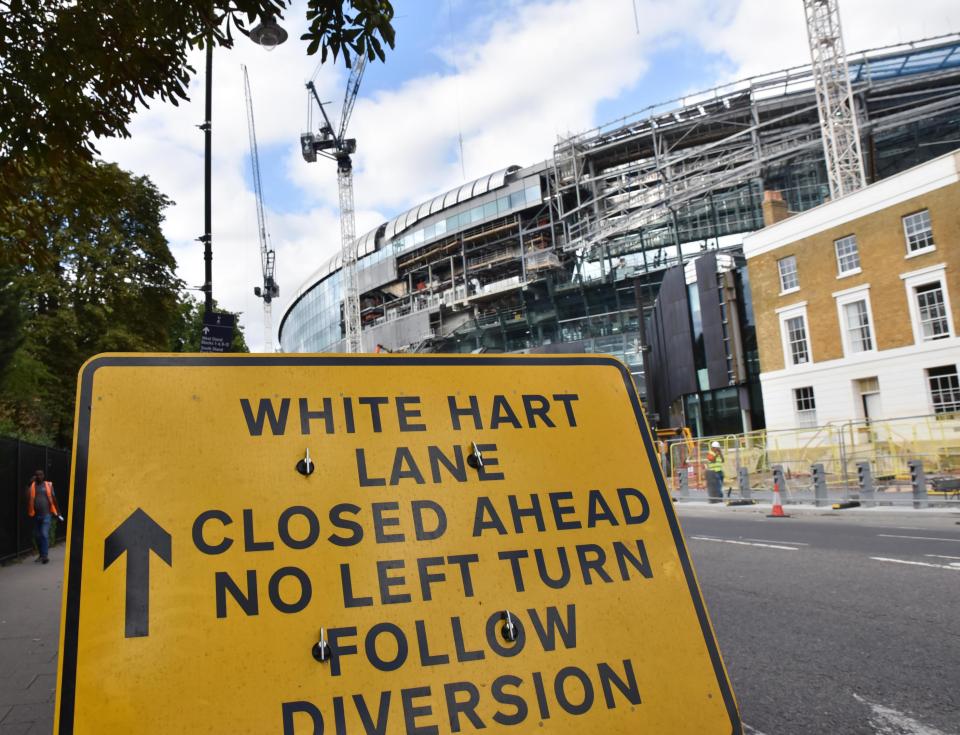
(684, 387, 743, 438)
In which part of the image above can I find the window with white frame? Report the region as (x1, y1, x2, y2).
(843, 299, 873, 352)
(903, 210, 934, 254)
(794, 386, 817, 427)
(784, 315, 810, 365)
(778, 256, 799, 292)
(834, 235, 860, 275)
(915, 282, 950, 341)
(927, 365, 960, 415)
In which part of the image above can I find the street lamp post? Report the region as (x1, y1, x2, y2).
(201, 14, 287, 316)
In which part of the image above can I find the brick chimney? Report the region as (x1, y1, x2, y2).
(761, 190, 791, 226)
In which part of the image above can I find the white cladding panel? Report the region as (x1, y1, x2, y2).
(760, 337, 960, 432)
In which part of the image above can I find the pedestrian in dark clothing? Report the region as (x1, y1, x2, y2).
(28, 470, 61, 564)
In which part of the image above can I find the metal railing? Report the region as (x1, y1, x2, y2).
(0, 437, 71, 562)
(665, 413, 960, 507)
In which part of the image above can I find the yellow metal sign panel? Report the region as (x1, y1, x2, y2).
(56, 354, 739, 734)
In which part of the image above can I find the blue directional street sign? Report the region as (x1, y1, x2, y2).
(199, 311, 235, 353)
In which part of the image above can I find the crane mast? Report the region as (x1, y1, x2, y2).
(243, 65, 279, 352)
(803, 0, 866, 198)
(302, 55, 367, 353)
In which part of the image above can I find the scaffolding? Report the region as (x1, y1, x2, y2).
(551, 33, 960, 260)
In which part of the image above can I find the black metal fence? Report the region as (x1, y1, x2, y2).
(0, 437, 72, 562)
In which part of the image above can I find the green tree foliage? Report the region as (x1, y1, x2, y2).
(0, 160, 183, 447)
(169, 296, 250, 353)
(0, 1, 395, 194)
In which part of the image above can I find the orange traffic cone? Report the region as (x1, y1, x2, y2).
(767, 482, 790, 518)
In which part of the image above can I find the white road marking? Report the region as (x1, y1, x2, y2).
(925, 553, 960, 561)
(691, 536, 799, 551)
(877, 533, 960, 543)
(743, 724, 770, 735)
(871, 557, 960, 571)
(743, 537, 810, 546)
(853, 693, 951, 735)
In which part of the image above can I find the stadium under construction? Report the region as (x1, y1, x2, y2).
(279, 33, 960, 428)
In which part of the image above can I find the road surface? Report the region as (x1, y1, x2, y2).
(680, 506, 960, 734)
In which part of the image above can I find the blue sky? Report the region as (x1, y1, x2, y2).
(98, 0, 960, 351)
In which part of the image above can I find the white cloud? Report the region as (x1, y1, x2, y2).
(699, 0, 960, 80)
(344, 0, 709, 212)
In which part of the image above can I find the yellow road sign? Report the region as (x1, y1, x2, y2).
(56, 354, 740, 734)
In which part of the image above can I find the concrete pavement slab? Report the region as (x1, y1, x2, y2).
(0, 543, 63, 734)
(0, 722, 32, 735)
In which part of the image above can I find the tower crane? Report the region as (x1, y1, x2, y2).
(301, 54, 367, 353)
(243, 65, 279, 352)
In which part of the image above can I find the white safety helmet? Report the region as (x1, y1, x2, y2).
(711, 441, 721, 449)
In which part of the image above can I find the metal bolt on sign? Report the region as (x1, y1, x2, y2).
(501, 610, 518, 643)
(467, 441, 484, 470)
(296, 448, 315, 476)
(312, 628, 330, 663)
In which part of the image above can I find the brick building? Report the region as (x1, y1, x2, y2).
(743, 150, 960, 431)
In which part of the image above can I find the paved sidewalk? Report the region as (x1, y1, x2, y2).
(0, 544, 63, 735)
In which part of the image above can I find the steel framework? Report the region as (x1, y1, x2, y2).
(552, 33, 960, 260)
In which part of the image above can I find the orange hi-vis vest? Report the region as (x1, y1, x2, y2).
(28, 481, 59, 517)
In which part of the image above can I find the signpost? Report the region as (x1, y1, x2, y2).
(200, 310, 235, 353)
(56, 354, 740, 734)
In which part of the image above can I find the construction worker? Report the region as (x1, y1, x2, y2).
(705, 441, 725, 502)
(27, 470, 61, 564)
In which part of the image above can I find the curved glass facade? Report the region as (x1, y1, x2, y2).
(279, 178, 541, 353)
(280, 269, 344, 353)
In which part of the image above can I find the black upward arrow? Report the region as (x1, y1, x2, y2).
(103, 508, 172, 638)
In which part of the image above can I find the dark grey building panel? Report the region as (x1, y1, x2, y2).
(648, 265, 696, 425)
(696, 252, 727, 389)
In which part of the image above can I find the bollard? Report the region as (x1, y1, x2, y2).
(856, 461, 874, 507)
(908, 459, 927, 509)
(738, 467, 751, 499)
(811, 463, 827, 507)
(679, 468, 689, 499)
(772, 465, 787, 500)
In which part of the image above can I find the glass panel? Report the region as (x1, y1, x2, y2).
(928, 365, 960, 414)
(778, 256, 798, 291)
(903, 210, 934, 252)
(483, 201, 498, 219)
(915, 282, 949, 340)
(843, 299, 873, 352)
(794, 386, 817, 427)
(785, 315, 809, 364)
(834, 235, 860, 274)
